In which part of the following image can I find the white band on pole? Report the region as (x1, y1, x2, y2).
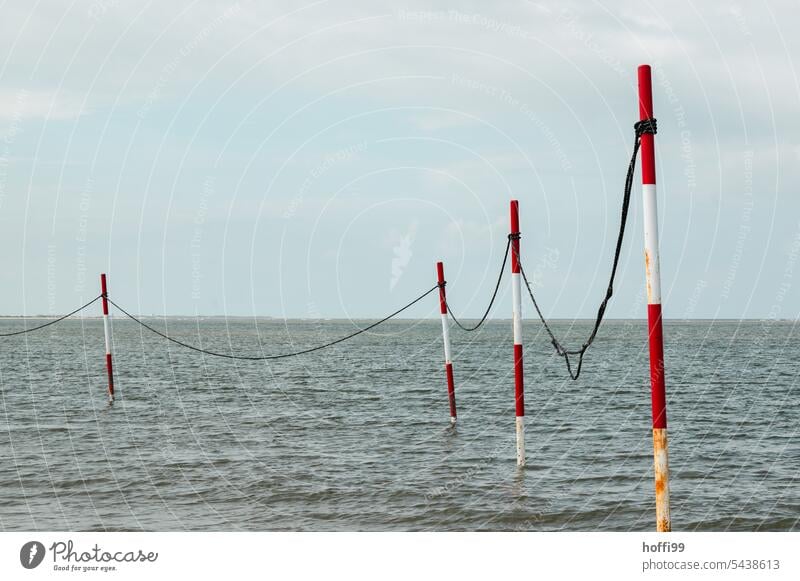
(440, 313, 452, 364)
(642, 184, 662, 304)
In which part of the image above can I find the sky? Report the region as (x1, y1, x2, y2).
(0, 0, 798, 320)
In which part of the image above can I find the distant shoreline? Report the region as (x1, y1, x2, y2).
(0, 316, 795, 323)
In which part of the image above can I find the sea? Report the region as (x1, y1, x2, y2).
(0, 317, 797, 531)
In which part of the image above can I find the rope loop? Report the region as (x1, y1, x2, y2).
(445, 236, 511, 332)
(516, 118, 651, 380)
(108, 285, 439, 360)
(0, 295, 103, 337)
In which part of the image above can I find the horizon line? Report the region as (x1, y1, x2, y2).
(0, 315, 796, 323)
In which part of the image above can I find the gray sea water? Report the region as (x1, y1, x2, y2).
(0, 317, 797, 531)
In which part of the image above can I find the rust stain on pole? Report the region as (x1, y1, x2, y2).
(644, 250, 653, 303)
(653, 428, 672, 532)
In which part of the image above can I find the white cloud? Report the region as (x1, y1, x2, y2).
(1, 0, 799, 318)
(410, 111, 479, 131)
(0, 90, 89, 121)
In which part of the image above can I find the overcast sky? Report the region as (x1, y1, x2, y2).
(1, 0, 798, 320)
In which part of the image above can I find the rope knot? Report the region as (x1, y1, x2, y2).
(508, 232, 521, 241)
(635, 117, 657, 136)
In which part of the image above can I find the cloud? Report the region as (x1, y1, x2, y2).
(1, 0, 799, 318)
(409, 111, 480, 131)
(0, 90, 89, 121)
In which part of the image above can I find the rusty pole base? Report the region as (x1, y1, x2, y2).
(653, 427, 672, 532)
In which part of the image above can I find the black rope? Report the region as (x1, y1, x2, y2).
(518, 118, 656, 380)
(0, 295, 103, 337)
(107, 285, 440, 360)
(445, 237, 511, 332)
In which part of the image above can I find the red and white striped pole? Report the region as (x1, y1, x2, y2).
(436, 262, 457, 425)
(510, 200, 525, 467)
(638, 64, 671, 532)
(100, 273, 115, 404)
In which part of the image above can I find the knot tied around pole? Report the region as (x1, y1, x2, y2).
(635, 117, 657, 136)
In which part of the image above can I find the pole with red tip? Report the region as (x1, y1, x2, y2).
(510, 200, 525, 466)
(436, 262, 457, 425)
(638, 64, 671, 532)
(100, 273, 115, 403)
